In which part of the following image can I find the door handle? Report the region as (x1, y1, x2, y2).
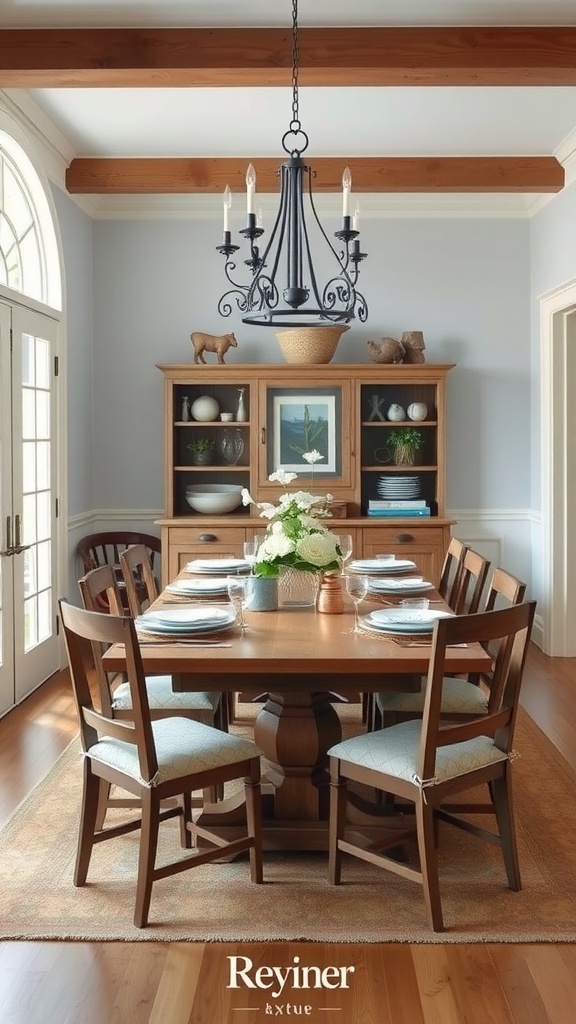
(12, 514, 31, 555)
(0, 515, 14, 556)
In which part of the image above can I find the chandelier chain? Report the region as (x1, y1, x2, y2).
(290, 0, 300, 132)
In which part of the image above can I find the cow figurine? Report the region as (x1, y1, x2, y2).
(190, 331, 238, 364)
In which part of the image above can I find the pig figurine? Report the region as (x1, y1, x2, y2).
(190, 331, 238, 364)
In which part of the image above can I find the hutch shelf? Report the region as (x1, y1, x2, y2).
(156, 363, 455, 585)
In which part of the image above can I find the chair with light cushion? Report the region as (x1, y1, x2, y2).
(120, 543, 230, 733)
(59, 599, 263, 929)
(79, 564, 225, 818)
(437, 537, 468, 608)
(328, 600, 536, 932)
(451, 548, 490, 615)
(372, 566, 526, 732)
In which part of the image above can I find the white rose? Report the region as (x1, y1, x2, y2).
(258, 533, 295, 561)
(296, 532, 338, 567)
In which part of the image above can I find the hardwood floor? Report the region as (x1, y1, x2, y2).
(1, 645, 575, 1024)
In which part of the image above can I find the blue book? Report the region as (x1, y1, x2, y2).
(366, 508, 431, 517)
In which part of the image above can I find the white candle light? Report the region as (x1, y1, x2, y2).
(352, 201, 360, 232)
(246, 163, 256, 215)
(342, 166, 352, 218)
(223, 185, 232, 232)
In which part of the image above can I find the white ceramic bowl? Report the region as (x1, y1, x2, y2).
(185, 483, 243, 514)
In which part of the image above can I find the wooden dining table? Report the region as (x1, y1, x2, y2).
(103, 576, 492, 852)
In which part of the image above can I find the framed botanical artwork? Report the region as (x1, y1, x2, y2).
(266, 387, 342, 477)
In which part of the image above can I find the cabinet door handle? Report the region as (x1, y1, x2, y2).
(395, 533, 414, 543)
(197, 533, 217, 542)
(261, 427, 266, 445)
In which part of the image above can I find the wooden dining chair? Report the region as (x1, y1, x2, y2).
(59, 599, 263, 928)
(372, 566, 528, 731)
(328, 600, 536, 932)
(120, 544, 232, 733)
(79, 563, 227, 818)
(77, 531, 161, 611)
(451, 548, 491, 615)
(437, 537, 468, 608)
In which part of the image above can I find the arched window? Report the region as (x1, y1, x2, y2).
(0, 130, 61, 310)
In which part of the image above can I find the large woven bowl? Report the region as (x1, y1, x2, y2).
(276, 325, 350, 364)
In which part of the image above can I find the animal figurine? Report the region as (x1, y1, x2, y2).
(401, 331, 426, 364)
(190, 331, 238, 364)
(366, 337, 405, 364)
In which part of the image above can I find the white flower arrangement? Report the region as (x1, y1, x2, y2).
(241, 452, 342, 578)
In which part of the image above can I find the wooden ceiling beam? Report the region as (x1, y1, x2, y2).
(65, 156, 564, 195)
(2, 27, 576, 87)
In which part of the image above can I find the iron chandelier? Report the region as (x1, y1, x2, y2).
(216, 0, 368, 327)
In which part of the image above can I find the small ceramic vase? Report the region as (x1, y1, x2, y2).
(317, 573, 344, 614)
(191, 395, 220, 421)
(407, 402, 428, 421)
(387, 404, 406, 422)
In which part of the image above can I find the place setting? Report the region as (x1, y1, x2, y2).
(348, 555, 417, 575)
(184, 557, 251, 575)
(134, 604, 237, 645)
(358, 604, 455, 645)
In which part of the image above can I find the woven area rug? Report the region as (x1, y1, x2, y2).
(1, 708, 575, 943)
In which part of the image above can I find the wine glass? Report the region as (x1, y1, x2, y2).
(227, 576, 249, 631)
(344, 573, 369, 633)
(243, 535, 262, 569)
(335, 533, 354, 565)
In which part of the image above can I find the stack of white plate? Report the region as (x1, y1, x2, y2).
(367, 577, 434, 595)
(185, 557, 250, 575)
(361, 608, 453, 634)
(136, 606, 236, 636)
(377, 475, 421, 499)
(166, 578, 229, 597)
(348, 558, 417, 574)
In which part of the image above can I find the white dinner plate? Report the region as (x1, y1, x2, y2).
(368, 578, 434, 594)
(136, 606, 235, 634)
(363, 608, 454, 633)
(166, 578, 229, 596)
(185, 558, 250, 574)
(349, 558, 417, 573)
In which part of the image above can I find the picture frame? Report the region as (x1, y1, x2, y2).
(267, 387, 342, 477)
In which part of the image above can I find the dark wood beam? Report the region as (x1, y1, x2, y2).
(65, 156, 564, 195)
(2, 27, 576, 87)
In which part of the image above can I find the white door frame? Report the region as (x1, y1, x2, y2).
(539, 277, 576, 656)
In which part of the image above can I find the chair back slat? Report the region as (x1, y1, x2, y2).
(59, 600, 159, 783)
(438, 537, 468, 608)
(77, 533, 161, 611)
(120, 544, 159, 617)
(452, 548, 490, 615)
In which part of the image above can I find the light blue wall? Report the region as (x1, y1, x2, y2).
(91, 213, 531, 513)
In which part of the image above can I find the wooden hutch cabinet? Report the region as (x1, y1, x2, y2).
(156, 363, 455, 585)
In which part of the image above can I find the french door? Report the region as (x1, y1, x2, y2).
(0, 299, 60, 716)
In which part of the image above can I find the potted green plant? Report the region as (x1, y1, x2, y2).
(187, 437, 215, 466)
(386, 426, 423, 466)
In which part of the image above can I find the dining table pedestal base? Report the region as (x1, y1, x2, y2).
(194, 680, 415, 853)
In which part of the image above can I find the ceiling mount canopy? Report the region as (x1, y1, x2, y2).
(215, 0, 368, 327)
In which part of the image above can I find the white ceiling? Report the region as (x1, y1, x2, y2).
(2, 1, 576, 206)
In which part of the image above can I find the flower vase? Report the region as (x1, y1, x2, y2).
(278, 566, 319, 608)
(246, 576, 278, 612)
(317, 572, 344, 614)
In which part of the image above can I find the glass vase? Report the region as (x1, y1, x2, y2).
(277, 566, 319, 608)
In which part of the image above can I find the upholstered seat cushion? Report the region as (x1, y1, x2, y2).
(328, 719, 507, 787)
(376, 677, 488, 715)
(112, 675, 220, 713)
(89, 717, 260, 785)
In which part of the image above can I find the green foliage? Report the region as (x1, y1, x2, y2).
(387, 427, 422, 451)
(187, 437, 215, 454)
